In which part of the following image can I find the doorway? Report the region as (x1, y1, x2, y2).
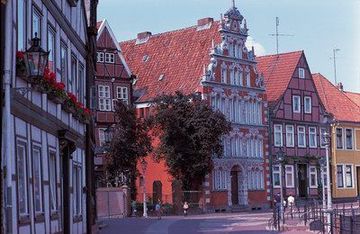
(357, 167, 360, 196)
(298, 164, 307, 197)
(231, 166, 240, 205)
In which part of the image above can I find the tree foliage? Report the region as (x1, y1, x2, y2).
(150, 92, 231, 190)
(105, 101, 152, 193)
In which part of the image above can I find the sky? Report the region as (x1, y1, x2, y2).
(98, 0, 360, 93)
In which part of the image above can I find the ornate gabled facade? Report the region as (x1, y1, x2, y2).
(201, 5, 268, 209)
(121, 3, 270, 210)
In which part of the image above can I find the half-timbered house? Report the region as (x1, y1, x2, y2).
(257, 51, 328, 199)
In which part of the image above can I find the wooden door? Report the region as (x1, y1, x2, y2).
(298, 164, 307, 197)
(231, 170, 239, 205)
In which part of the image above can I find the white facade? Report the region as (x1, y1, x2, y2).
(3, 0, 89, 233)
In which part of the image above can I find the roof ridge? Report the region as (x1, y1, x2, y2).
(120, 20, 221, 44)
(257, 50, 303, 58)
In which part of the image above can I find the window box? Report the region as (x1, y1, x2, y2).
(48, 92, 66, 105)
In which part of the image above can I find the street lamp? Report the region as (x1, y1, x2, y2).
(322, 112, 333, 228)
(141, 159, 148, 218)
(276, 148, 285, 224)
(319, 156, 326, 209)
(24, 33, 49, 79)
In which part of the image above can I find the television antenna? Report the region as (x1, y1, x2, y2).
(269, 17, 294, 54)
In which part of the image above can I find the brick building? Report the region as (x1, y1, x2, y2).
(257, 51, 328, 200)
(120, 4, 270, 210)
(94, 19, 133, 186)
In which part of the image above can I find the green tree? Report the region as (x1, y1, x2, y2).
(150, 92, 231, 190)
(105, 101, 152, 199)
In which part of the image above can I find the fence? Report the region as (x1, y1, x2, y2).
(96, 186, 130, 218)
(268, 199, 360, 234)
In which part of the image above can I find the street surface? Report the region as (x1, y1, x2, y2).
(98, 211, 310, 234)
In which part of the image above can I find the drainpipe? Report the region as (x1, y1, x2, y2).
(268, 108, 274, 207)
(0, 1, 6, 233)
(3, 0, 13, 233)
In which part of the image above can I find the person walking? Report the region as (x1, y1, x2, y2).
(183, 201, 189, 217)
(155, 199, 162, 220)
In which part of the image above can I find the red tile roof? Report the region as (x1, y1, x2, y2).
(344, 91, 360, 108)
(313, 73, 360, 122)
(120, 22, 221, 103)
(256, 51, 303, 104)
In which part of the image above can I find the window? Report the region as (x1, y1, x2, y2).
(309, 127, 317, 148)
(105, 53, 115, 63)
(309, 166, 317, 188)
(299, 68, 305, 79)
(293, 96, 301, 113)
(274, 124, 283, 147)
(297, 126, 306, 147)
(213, 168, 227, 190)
(32, 6, 41, 38)
(77, 63, 85, 103)
(336, 128, 343, 149)
(49, 151, 57, 212)
(345, 165, 353, 187)
(17, 0, 27, 51)
(337, 165, 344, 188)
(246, 69, 250, 87)
(286, 125, 294, 147)
(98, 128, 106, 146)
(47, 26, 56, 72)
(17, 142, 28, 215)
(285, 165, 294, 188)
(73, 165, 82, 215)
(321, 166, 328, 188)
(320, 128, 327, 148)
(304, 96, 312, 113)
(98, 85, 111, 111)
(116, 87, 129, 104)
(70, 55, 77, 93)
(60, 43, 68, 86)
(32, 146, 43, 213)
(273, 165, 281, 187)
(97, 52, 104, 62)
(221, 67, 227, 83)
(346, 129, 353, 150)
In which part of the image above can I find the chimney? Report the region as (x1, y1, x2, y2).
(336, 82, 344, 92)
(136, 31, 152, 45)
(197, 17, 214, 27)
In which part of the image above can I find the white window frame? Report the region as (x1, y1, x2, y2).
(49, 150, 57, 212)
(309, 166, 318, 188)
(320, 128, 327, 148)
(345, 128, 353, 150)
(213, 169, 227, 190)
(293, 95, 301, 113)
(297, 126, 306, 148)
(105, 52, 115, 63)
(32, 145, 43, 213)
(285, 165, 294, 188)
(337, 164, 354, 189)
(286, 125, 294, 147)
(299, 68, 305, 79)
(97, 52, 104, 62)
(73, 164, 82, 215)
(304, 96, 312, 113)
(98, 128, 106, 146)
(274, 124, 283, 147)
(17, 141, 29, 216)
(336, 165, 344, 188)
(336, 128, 344, 149)
(309, 127, 317, 148)
(116, 86, 129, 104)
(273, 165, 281, 188)
(98, 85, 111, 111)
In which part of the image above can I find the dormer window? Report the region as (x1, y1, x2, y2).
(299, 68, 305, 79)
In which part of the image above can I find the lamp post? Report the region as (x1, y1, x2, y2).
(322, 113, 333, 228)
(141, 159, 148, 218)
(276, 148, 285, 224)
(24, 33, 49, 79)
(319, 156, 326, 209)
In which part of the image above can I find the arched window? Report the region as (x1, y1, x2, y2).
(221, 67, 227, 83)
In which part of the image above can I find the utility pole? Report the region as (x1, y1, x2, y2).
(332, 48, 340, 84)
(269, 17, 293, 55)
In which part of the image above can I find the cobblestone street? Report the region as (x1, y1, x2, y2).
(98, 212, 312, 234)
